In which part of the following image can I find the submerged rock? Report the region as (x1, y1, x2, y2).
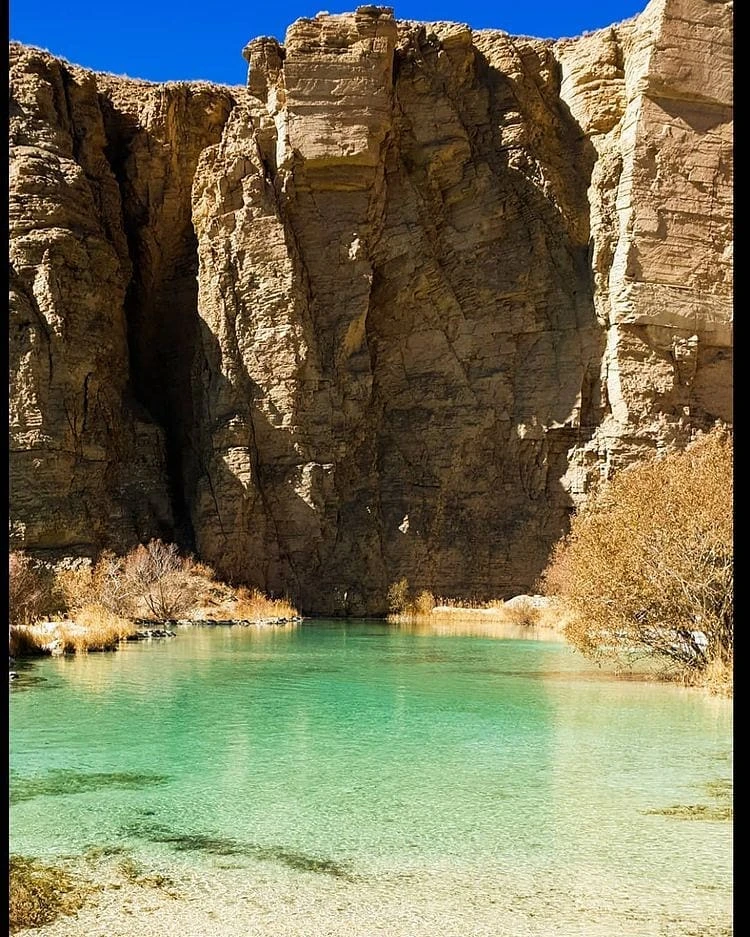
(127, 629, 177, 641)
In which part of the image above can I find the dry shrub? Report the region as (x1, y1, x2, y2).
(182, 562, 236, 619)
(387, 594, 567, 636)
(414, 590, 435, 615)
(541, 425, 733, 684)
(58, 606, 135, 653)
(10, 539, 301, 645)
(533, 597, 574, 634)
(189, 574, 299, 621)
(57, 543, 207, 622)
(503, 597, 541, 628)
(10, 855, 92, 932)
(56, 551, 130, 617)
(55, 566, 93, 609)
(9, 553, 58, 626)
(385, 579, 436, 621)
(385, 581, 546, 627)
(233, 587, 298, 621)
(387, 578, 410, 615)
(681, 657, 733, 697)
(190, 561, 217, 581)
(123, 539, 195, 620)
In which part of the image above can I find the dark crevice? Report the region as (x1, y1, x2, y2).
(99, 96, 201, 553)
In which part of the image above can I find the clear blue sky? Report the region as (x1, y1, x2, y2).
(10, 0, 648, 86)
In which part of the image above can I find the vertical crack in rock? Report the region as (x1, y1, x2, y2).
(98, 79, 237, 552)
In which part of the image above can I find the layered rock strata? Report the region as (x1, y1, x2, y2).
(9, 0, 732, 613)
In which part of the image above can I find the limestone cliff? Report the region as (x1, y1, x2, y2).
(8, 0, 732, 614)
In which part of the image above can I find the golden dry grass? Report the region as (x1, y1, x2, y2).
(502, 598, 542, 628)
(679, 657, 733, 696)
(185, 572, 299, 622)
(9, 625, 51, 658)
(57, 605, 136, 653)
(387, 594, 567, 635)
(232, 587, 298, 621)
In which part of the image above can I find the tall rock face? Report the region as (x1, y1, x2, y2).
(9, 0, 732, 614)
(9, 50, 235, 554)
(556, 0, 732, 475)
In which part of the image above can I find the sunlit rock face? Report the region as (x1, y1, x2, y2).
(9, 0, 732, 613)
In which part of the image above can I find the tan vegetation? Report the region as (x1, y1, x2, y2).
(56, 551, 130, 616)
(502, 597, 542, 629)
(57, 607, 136, 654)
(540, 425, 733, 692)
(122, 541, 196, 620)
(232, 587, 299, 622)
(386, 577, 411, 616)
(386, 579, 563, 633)
(9, 540, 301, 659)
(9, 625, 51, 658)
(9, 855, 93, 932)
(9, 553, 59, 627)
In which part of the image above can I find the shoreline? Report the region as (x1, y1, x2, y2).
(11, 845, 732, 937)
(9, 613, 731, 698)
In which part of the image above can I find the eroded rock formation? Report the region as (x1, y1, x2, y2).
(9, 0, 732, 613)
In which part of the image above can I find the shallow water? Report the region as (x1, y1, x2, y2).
(9, 620, 732, 935)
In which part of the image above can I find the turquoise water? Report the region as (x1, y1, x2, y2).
(10, 621, 732, 935)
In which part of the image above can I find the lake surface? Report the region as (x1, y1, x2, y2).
(9, 620, 732, 936)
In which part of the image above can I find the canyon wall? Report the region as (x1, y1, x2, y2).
(9, 0, 732, 614)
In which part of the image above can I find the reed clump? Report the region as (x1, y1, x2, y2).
(232, 587, 299, 621)
(57, 606, 136, 654)
(8, 625, 51, 658)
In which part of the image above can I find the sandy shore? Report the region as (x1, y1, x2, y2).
(20, 853, 731, 937)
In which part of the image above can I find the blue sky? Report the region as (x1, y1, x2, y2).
(10, 0, 648, 86)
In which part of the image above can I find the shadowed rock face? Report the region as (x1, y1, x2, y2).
(9, 0, 732, 614)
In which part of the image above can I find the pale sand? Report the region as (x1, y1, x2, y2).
(22, 856, 731, 937)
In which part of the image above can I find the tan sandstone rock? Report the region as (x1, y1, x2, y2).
(8, 0, 732, 613)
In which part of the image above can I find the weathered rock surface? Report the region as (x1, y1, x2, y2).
(8, 0, 732, 614)
(9, 50, 235, 553)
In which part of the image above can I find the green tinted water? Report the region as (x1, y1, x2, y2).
(9, 621, 732, 935)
